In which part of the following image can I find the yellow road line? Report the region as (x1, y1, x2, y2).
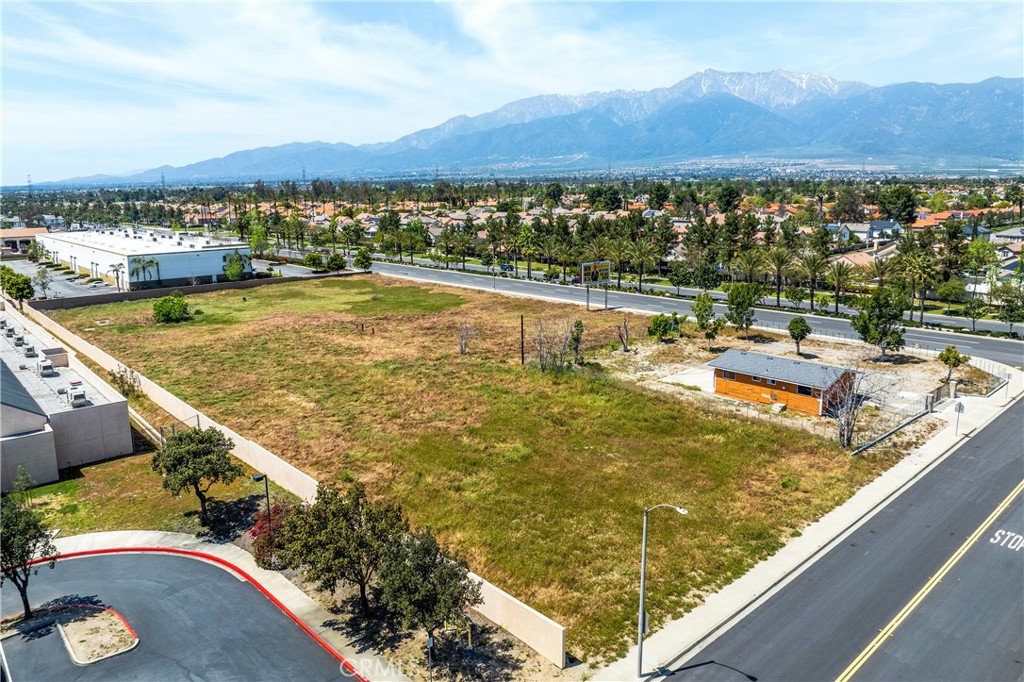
(835, 478, 1024, 682)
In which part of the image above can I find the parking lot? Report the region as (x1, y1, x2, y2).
(1, 257, 117, 300)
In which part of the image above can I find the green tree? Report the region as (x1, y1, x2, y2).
(648, 182, 671, 210)
(281, 483, 407, 618)
(1, 469, 59, 620)
(325, 253, 347, 271)
(151, 427, 244, 526)
(647, 314, 673, 341)
(825, 260, 857, 314)
(1005, 183, 1024, 219)
(31, 267, 53, 299)
(962, 297, 988, 331)
(725, 282, 759, 339)
(902, 253, 936, 322)
(787, 316, 812, 355)
(938, 345, 971, 383)
(249, 221, 270, 256)
(937, 276, 967, 314)
(629, 239, 660, 291)
(996, 287, 1024, 333)
(735, 248, 765, 284)
(785, 284, 807, 309)
(878, 184, 918, 227)
(852, 286, 908, 359)
(767, 248, 794, 307)
(799, 253, 828, 313)
(303, 252, 324, 269)
(829, 187, 864, 222)
(3, 272, 34, 310)
(223, 251, 248, 282)
(693, 292, 725, 350)
(379, 529, 482, 643)
(667, 262, 690, 295)
(607, 237, 631, 288)
(353, 247, 372, 271)
(715, 184, 742, 213)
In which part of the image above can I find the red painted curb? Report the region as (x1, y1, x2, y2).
(23, 548, 371, 681)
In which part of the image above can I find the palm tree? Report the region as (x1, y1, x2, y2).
(629, 239, 660, 292)
(865, 257, 894, 286)
(109, 262, 126, 292)
(799, 253, 828, 312)
(129, 257, 150, 288)
(903, 253, 936, 323)
(735, 248, 766, 284)
(825, 260, 857, 314)
(582, 235, 610, 264)
(607, 237, 631, 288)
(554, 241, 577, 282)
(146, 257, 161, 286)
(767, 247, 793, 306)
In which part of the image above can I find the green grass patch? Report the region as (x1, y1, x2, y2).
(48, 274, 902, 662)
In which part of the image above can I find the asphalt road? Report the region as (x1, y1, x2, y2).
(0, 554, 344, 681)
(366, 260, 1024, 368)
(652, 399, 1024, 682)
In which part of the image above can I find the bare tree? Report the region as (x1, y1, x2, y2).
(826, 366, 888, 448)
(616, 316, 631, 352)
(456, 320, 478, 355)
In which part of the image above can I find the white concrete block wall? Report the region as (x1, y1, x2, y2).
(1, 427, 58, 490)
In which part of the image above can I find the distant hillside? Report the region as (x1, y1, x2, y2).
(52, 69, 1024, 185)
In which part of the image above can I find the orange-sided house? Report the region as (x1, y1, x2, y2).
(708, 349, 854, 417)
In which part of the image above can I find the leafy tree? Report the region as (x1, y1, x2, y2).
(693, 292, 724, 350)
(223, 251, 248, 282)
(31, 268, 53, 298)
(648, 182, 671, 210)
(152, 291, 191, 323)
(787, 316, 812, 355)
(281, 483, 407, 618)
(938, 345, 971, 383)
(725, 282, 759, 339)
(852, 286, 908, 359)
(379, 529, 483, 642)
(1006, 183, 1024, 219)
(996, 287, 1024, 333)
(666, 262, 690, 295)
(303, 252, 323, 269)
(325, 253, 347, 271)
(353, 247, 372, 271)
(878, 184, 917, 227)
(829, 187, 864, 222)
(715, 184, 742, 213)
(937, 276, 966, 314)
(962, 297, 988, 331)
(785, 284, 807, 309)
(151, 427, 244, 525)
(691, 262, 719, 292)
(1, 469, 59, 620)
(3, 272, 34, 310)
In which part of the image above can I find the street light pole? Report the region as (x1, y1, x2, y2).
(638, 503, 688, 679)
(252, 473, 272, 557)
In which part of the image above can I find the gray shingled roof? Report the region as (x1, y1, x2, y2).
(0, 359, 47, 416)
(708, 349, 845, 390)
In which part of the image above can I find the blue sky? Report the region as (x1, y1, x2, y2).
(3, 1, 1021, 183)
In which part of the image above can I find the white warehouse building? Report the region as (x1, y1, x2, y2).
(36, 228, 252, 290)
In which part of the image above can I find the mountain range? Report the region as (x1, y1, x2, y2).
(62, 69, 1023, 184)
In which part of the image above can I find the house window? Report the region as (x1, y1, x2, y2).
(767, 379, 776, 386)
(752, 376, 761, 383)
(797, 385, 813, 396)
(723, 370, 736, 380)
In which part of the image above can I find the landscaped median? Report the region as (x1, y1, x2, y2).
(35, 275, 923, 665)
(1, 602, 138, 665)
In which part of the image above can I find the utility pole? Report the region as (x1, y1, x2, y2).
(520, 314, 525, 365)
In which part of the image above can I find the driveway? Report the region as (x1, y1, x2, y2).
(0, 554, 345, 681)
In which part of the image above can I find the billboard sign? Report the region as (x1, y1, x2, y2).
(580, 260, 612, 286)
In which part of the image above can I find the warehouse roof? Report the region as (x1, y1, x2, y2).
(39, 228, 248, 256)
(1, 359, 46, 416)
(708, 349, 847, 390)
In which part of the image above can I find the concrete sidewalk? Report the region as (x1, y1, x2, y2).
(593, 363, 1024, 682)
(51, 531, 410, 682)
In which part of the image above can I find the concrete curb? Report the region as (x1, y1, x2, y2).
(54, 604, 140, 667)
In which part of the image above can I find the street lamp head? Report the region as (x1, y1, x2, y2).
(674, 506, 688, 516)
(252, 473, 266, 482)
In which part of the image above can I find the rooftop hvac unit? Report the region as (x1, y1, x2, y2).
(14, 335, 25, 346)
(69, 387, 88, 408)
(0, 318, 6, 328)
(5, 327, 14, 337)
(38, 359, 55, 377)
(23, 345, 36, 358)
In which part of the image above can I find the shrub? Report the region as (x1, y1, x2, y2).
(648, 314, 673, 341)
(303, 253, 324, 269)
(249, 502, 294, 569)
(325, 253, 347, 271)
(152, 291, 191, 323)
(781, 475, 801, 491)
